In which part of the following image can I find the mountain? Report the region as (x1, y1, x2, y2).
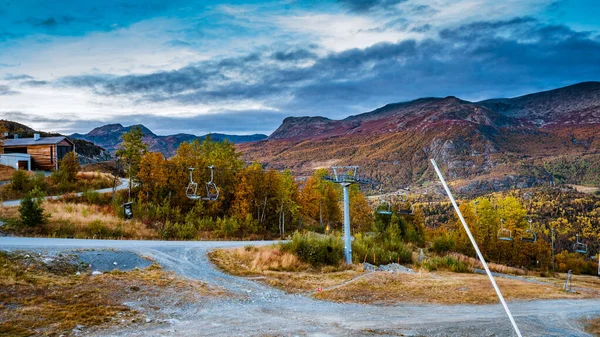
(0, 120, 111, 164)
(239, 82, 600, 194)
(71, 124, 267, 157)
(479, 82, 600, 126)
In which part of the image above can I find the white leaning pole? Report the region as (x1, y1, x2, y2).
(430, 159, 523, 337)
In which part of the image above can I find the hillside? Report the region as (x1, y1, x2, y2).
(0, 120, 110, 164)
(71, 124, 267, 157)
(239, 82, 600, 194)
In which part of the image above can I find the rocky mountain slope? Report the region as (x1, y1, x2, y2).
(239, 82, 600, 194)
(0, 120, 111, 164)
(71, 124, 267, 157)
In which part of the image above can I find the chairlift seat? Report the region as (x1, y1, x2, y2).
(573, 243, 588, 254)
(521, 231, 537, 243)
(498, 229, 513, 241)
(377, 210, 393, 215)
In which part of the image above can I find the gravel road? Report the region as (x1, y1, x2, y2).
(2, 237, 599, 337)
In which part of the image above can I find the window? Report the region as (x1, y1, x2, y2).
(57, 146, 72, 160)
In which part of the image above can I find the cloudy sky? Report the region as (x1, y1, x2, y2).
(1, 0, 599, 136)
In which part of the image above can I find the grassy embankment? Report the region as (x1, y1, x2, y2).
(0, 171, 117, 201)
(0, 251, 225, 337)
(210, 244, 600, 305)
(0, 200, 156, 239)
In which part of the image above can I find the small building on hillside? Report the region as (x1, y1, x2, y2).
(1, 134, 75, 171)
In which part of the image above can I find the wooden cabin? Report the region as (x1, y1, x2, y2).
(3, 134, 75, 171)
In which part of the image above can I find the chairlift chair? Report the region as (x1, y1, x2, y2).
(376, 198, 393, 215)
(521, 219, 537, 243)
(201, 165, 219, 201)
(397, 195, 414, 215)
(498, 219, 513, 241)
(573, 234, 588, 254)
(186, 167, 201, 200)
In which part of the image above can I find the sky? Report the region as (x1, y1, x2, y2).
(0, 0, 599, 136)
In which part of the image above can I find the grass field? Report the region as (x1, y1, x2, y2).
(585, 317, 600, 336)
(0, 165, 16, 181)
(0, 251, 225, 337)
(211, 247, 600, 305)
(209, 246, 361, 293)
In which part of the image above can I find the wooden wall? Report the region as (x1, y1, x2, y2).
(27, 145, 56, 171)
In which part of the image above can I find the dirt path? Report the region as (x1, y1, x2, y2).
(2, 237, 599, 336)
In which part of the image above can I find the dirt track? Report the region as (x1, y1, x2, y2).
(2, 237, 599, 337)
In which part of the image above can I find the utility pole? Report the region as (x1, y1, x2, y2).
(323, 166, 372, 264)
(551, 227, 555, 274)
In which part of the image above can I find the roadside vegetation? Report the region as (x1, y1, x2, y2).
(0, 152, 115, 201)
(0, 251, 224, 337)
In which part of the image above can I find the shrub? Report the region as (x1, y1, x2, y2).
(431, 233, 455, 254)
(82, 190, 101, 204)
(422, 256, 472, 273)
(352, 233, 413, 265)
(11, 170, 30, 192)
(281, 231, 344, 267)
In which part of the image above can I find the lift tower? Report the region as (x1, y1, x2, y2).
(323, 166, 372, 264)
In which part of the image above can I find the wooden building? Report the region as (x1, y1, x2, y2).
(3, 134, 75, 171)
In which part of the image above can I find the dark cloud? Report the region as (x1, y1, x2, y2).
(4, 74, 34, 80)
(272, 49, 317, 62)
(21, 80, 48, 87)
(337, 0, 406, 12)
(60, 18, 600, 125)
(0, 85, 19, 95)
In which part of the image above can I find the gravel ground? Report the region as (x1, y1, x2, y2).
(2, 237, 599, 337)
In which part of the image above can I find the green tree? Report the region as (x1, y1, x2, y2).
(19, 190, 46, 227)
(116, 126, 148, 195)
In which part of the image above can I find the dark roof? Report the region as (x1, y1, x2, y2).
(4, 136, 73, 147)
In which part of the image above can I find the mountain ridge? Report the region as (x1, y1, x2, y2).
(71, 124, 267, 157)
(240, 81, 600, 194)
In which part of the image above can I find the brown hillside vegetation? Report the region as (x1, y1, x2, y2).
(239, 82, 600, 194)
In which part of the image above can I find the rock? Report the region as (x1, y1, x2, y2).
(113, 262, 118, 265)
(91, 271, 103, 275)
(363, 263, 376, 271)
(146, 318, 152, 323)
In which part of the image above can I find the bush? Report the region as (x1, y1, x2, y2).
(11, 170, 30, 192)
(431, 233, 455, 254)
(281, 231, 344, 267)
(422, 256, 472, 273)
(82, 190, 101, 204)
(352, 233, 413, 265)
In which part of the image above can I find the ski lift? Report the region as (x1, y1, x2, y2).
(521, 219, 537, 243)
(573, 234, 588, 254)
(498, 219, 513, 241)
(376, 198, 393, 215)
(397, 195, 414, 215)
(202, 165, 219, 201)
(186, 167, 201, 200)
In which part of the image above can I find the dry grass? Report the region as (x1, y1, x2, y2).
(209, 246, 362, 293)
(0, 165, 15, 181)
(211, 247, 600, 305)
(0, 205, 18, 219)
(567, 184, 600, 194)
(43, 202, 157, 239)
(450, 253, 538, 276)
(0, 251, 225, 337)
(314, 271, 600, 305)
(585, 317, 600, 336)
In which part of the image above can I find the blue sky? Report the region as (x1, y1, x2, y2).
(0, 0, 599, 135)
